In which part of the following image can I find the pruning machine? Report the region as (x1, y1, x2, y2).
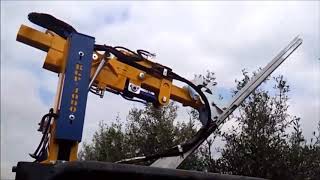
(12, 13, 302, 180)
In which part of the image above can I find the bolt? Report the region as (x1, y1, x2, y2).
(79, 51, 85, 57)
(138, 72, 145, 80)
(92, 53, 98, 60)
(162, 96, 167, 103)
(69, 114, 75, 120)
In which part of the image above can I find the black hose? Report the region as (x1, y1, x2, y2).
(26, 12, 215, 162)
(93, 44, 214, 162)
(28, 12, 77, 39)
(89, 88, 102, 96)
(120, 94, 147, 105)
(114, 46, 143, 61)
(30, 108, 58, 162)
(94, 45, 153, 74)
(95, 45, 145, 63)
(139, 72, 213, 160)
(137, 49, 156, 59)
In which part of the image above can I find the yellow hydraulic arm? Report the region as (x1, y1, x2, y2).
(17, 25, 203, 109)
(16, 17, 208, 164)
(13, 13, 302, 174)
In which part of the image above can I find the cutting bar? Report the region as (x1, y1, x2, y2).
(151, 36, 303, 168)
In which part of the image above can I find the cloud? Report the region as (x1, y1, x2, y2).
(1, 1, 319, 179)
(1, 67, 47, 178)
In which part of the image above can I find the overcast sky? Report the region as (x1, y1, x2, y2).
(1, 1, 319, 179)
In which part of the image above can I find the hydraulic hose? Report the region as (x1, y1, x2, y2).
(93, 44, 215, 162)
(25, 12, 215, 162)
(30, 108, 58, 162)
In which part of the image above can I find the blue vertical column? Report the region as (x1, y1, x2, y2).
(55, 32, 95, 141)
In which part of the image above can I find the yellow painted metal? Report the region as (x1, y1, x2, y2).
(47, 40, 80, 163)
(18, 25, 82, 163)
(41, 73, 65, 163)
(17, 25, 66, 73)
(69, 143, 79, 161)
(158, 79, 172, 105)
(18, 24, 204, 162)
(17, 25, 202, 109)
(17, 25, 52, 51)
(92, 57, 202, 108)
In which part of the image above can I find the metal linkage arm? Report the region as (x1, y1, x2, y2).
(14, 12, 302, 180)
(16, 24, 207, 163)
(151, 36, 303, 168)
(17, 25, 204, 109)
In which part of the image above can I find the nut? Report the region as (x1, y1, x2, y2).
(78, 51, 85, 57)
(138, 72, 145, 80)
(69, 114, 75, 120)
(92, 53, 98, 60)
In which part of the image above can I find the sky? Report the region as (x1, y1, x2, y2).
(1, 1, 319, 179)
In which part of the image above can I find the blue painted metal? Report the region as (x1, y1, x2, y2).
(138, 91, 156, 103)
(55, 32, 95, 141)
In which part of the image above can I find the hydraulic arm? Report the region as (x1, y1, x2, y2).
(16, 12, 211, 164)
(12, 12, 302, 180)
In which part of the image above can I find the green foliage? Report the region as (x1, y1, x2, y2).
(214, 70, 320, 179)
(286, 118, 320, 179)
(79, 116, 126, 162)
(79, 102, 206, 169)
(125, 103, 179, 157)
(79, 69, 320, 179)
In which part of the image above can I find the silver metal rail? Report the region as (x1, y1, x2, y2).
(151, 36, 303, 168)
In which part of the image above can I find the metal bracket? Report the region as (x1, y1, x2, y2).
(128, 83, 141, 94)
(55, 32, 95, 142)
